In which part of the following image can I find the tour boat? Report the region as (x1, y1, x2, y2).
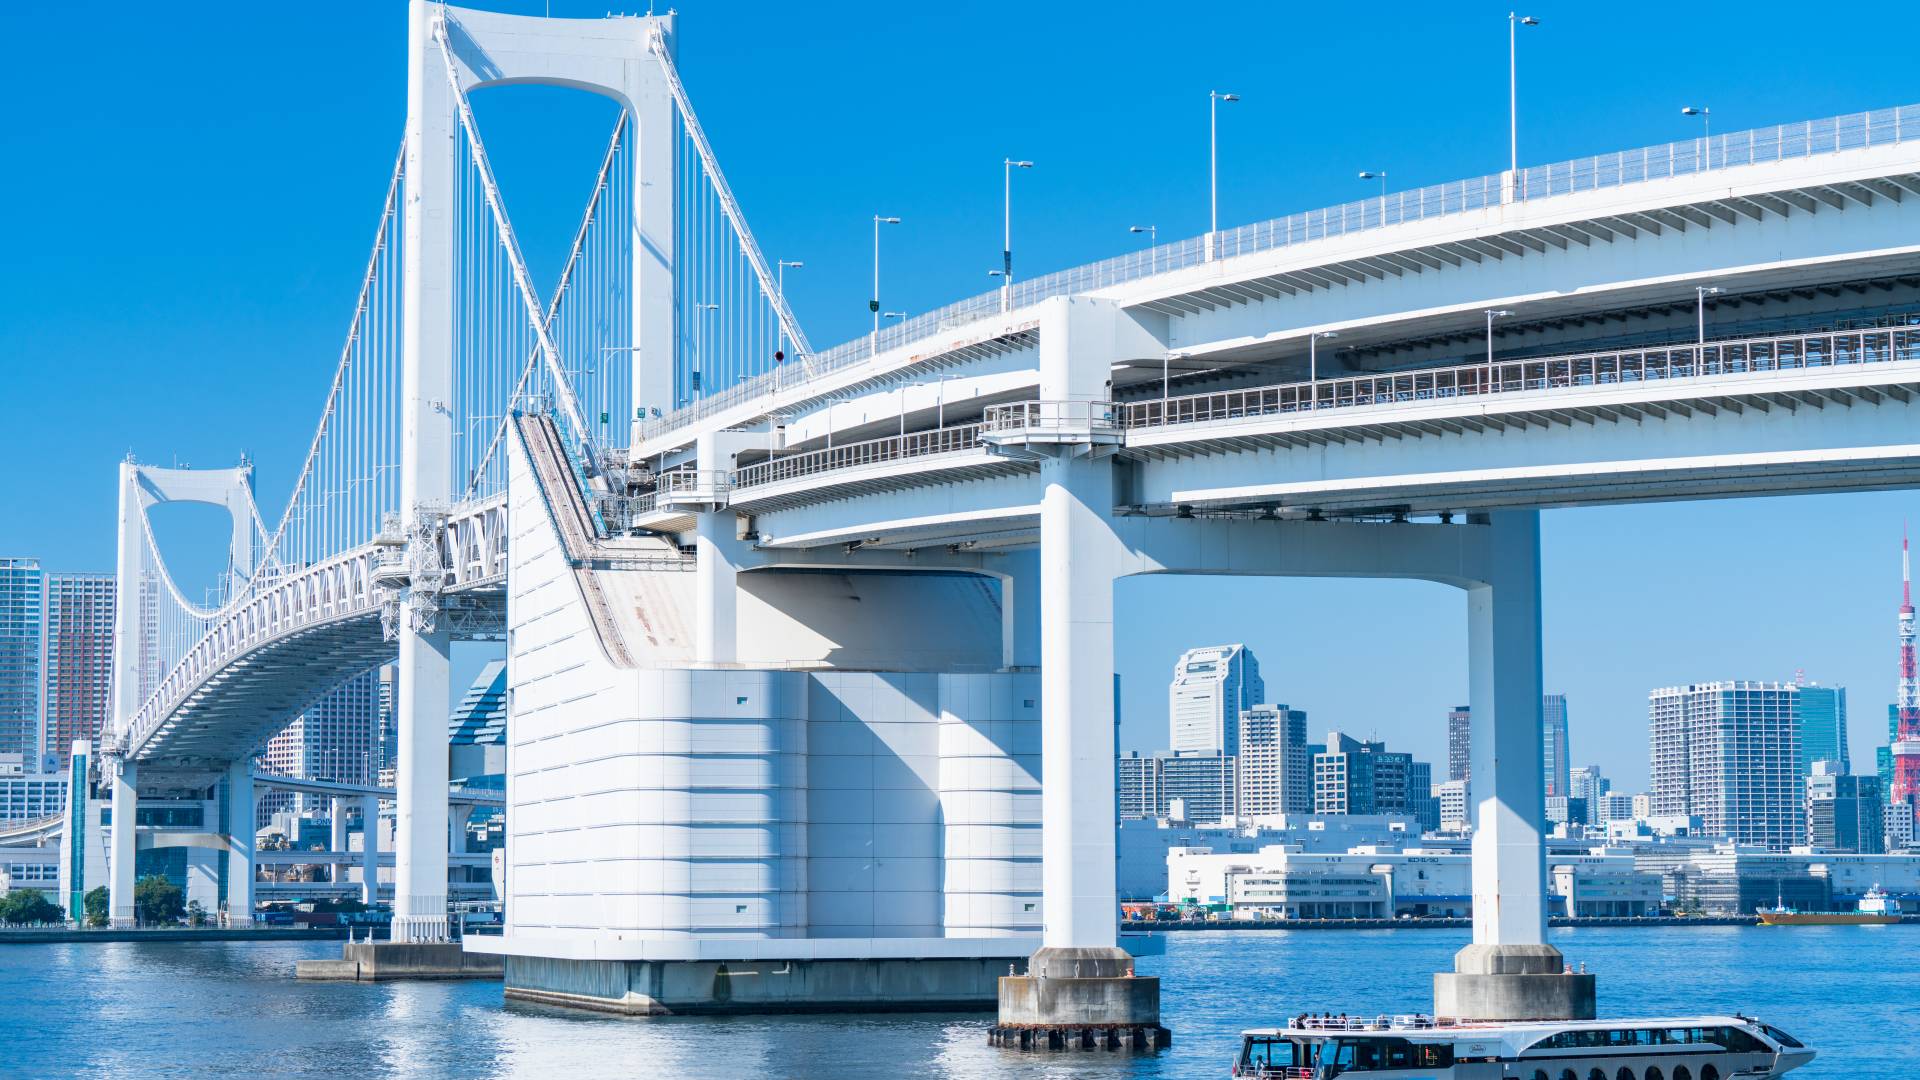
(1230, 1014, 1813, 1079)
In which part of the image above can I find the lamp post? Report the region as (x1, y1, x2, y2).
(1130, 224, 1158, 273)
(692, 301, 719, 402)
(1358, 171, 1388, 222)
(1309, 331, 1339, 386)
(1695, 286, 1723, 348)
(871, 215, 901, 355)
(1485, 310, 1514, 381)
(1683, 106, 1711, 168)
(1002, 158, 1033, 312)
(935, 373, 961, 429)
(1209, 90, 1240, 260)
(776, 259, 803, 381)
(1509, 14, 1539, 178)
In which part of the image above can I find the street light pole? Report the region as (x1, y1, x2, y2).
(1003, 159, 1033, 312)
(871, 215, 900, 355)
(1309, 331, 1339, 385)
(1683, 106, 1712, 168)
(776, 259, 803, 363)
(1509, 14, 1539, 178)
(1130, 224, 1157, 273)
(1485, 309, 1514, 373)
(1209, 90, 1240, 260)
(1696, 285, 1723, 347)
(1358, 171, 1388, 221)
(693, 301, 719, 402)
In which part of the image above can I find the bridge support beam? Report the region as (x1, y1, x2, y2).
(1435, 509, 1594, 1021)
(995, 296, 1166, 1050)
(694, 509, 739, 664)
(224, 758, 254, 927)
(108, 759, 137, 928)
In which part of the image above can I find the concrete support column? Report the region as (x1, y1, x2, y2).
(694, 509, 738, 664)
(360, 794, 381, 909)
(1466, 509, 1548, 951)
(1434, 509, 1592, 1021)
(630, 14, 677, 427)
(108, 758, 137, 928)
(1001, 548, 1042, 670)
(330, 797, 348, 858)
(1037, 452, 1122, 952)
(224, 759, 254, 927)
(393, 624, 451, 942)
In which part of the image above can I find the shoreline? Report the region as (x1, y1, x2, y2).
(1124, 913, 1920, 932)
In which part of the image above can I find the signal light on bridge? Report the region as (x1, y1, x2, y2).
(774, 350, 785, 364)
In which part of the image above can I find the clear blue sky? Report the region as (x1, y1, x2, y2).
(2, 1, 1916, 788)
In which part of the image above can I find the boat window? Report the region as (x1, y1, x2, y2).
(1672, 1068, 1691, 1080)
(1757, 1023, 1804, 1049)
(1616, 1069, 1636, 1080)
(1700, 1067, 1719, 1080)
(1241, 1037, 1301, 1070)
(1531, 1071, 1549, 1080)
(1558, 1071, 1577, 1080)
(1588, 1069, 1607, 1080)
(1713, 1026, 1767, 1053)
(1645, 1068, 1664, 1080)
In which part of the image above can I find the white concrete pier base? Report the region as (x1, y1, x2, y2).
(359, 794, 380, 909)
(391, 623, 451, 943)
(1433, 511, 1594, 1021)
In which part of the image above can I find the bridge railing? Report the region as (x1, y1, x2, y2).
(731, 423, 985, 491)
(983, 399, 1121, 434)
(1121, 325, 1920, 430)
(639, 102, 1920, 444)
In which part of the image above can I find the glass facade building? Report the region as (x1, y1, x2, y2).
(0, 559, 44, 763)
(1168, 644, 1263, 758)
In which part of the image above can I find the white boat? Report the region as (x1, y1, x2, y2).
(1857, 884, 1902, 917)
(1231, 1014, 1813, 1079)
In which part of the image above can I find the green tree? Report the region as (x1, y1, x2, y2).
(0, 888, 64, 924)
(82, 886, 108, 928)
(133, 874, 184, 926)
(185, 899, 208, 927)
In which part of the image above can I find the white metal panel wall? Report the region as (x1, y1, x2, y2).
(937, 672, 1043, 936)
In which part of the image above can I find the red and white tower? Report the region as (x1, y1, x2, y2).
(1893, 531, 1920, 838)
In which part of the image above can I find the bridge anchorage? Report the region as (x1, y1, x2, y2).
(107, 0, 1920, 1042)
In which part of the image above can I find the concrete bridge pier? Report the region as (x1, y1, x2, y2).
(1434, 510, 1594, 1021)
(223, 758, 255, 926)
(360, 794, 380, 908)
(107, 758, 138, 928)
(993, 296, 1169, 1051)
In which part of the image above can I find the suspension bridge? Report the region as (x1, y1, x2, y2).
(92, 0, 1920, 1035)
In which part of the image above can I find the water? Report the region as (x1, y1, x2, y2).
(4, 926, 1911, 1078)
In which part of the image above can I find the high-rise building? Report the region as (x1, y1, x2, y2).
(1407, 760, 1439, 832)
(1168, 644, 1263, 758)
(1312, 731, 1413, 816)
(1117, 751, 1162, 820)
(1649, 681, 1802, 850)
(1542, 693, 1570, 798)
(42, 573, 113, 769)
(1806, 761, 1882, 854)
(449, 660, 508, 781)
(1446, 705, 1471, 783)
(0, 559, 44, 763)
(262, 669, 380, 820)
(1569, 765, 1609, 823)
(1237, 704, 1310, 816)
(1160, 753, 1235, 823)
(1592, 792, 1636, 824)
(1794, 681, 1848, 777)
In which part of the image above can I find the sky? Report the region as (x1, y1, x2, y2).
(2, 1, 1917, 788)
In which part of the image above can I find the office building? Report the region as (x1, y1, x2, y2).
(1312, 731, 1413, 817)
(1168, 644, 1262, 758)
(1446, 705, 1471, 783)
(1795, 682, 1848, 777)
(1160, 753, 1235, 823)
(42, 573, 113, 769)
(1569, 765, 1609, 824)
(1650, 681, 1802, 850)
(1437, 779, 1469, 831)
(449, 660, 507, 781)
(1407, 760, 1439, 832)
(262, 669, 381, 820)
(0, 755, 65, 823)
(0, 559, 44, 763)
(1118, 752, 1162, 820)
(1542, 693, 1570, 798)
(1236, 704, 1309, 816)
(1592, 792, 1637, 824)
(1807, 762, 1883, 854)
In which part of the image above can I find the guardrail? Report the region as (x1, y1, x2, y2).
(639, 103, 1920, 445)
(983, 399, 1120, 434)
(1121, 325, 1920, 430)
(731, 424, 985, 491)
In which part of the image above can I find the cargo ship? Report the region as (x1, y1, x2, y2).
(1755, 885, 1900, 926)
